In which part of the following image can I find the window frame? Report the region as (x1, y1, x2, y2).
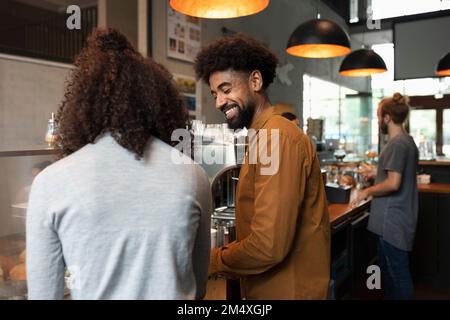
(407, 95, 450, 156)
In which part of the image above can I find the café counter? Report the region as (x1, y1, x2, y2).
(206, 189, 376, 300)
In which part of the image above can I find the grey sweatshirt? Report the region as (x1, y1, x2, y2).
(26, 134, 211, 300)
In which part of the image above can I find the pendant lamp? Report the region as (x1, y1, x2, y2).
(436, 52, 450, 77)
(339, 49, 387, 77)
(286, 18, 351, 58)
(169, 0, 270, 19)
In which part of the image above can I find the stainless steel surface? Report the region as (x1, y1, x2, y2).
(211, 165, 241, 211)
(210, 164, 240, 248)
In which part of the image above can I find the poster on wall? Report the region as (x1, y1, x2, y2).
(173, 73, 198, 118)
(167, 5, 202, 62)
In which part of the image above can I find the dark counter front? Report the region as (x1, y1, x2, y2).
(330, 183, 450, 299)
(328, 191, 380, 300)
(333, 183, 450, 299)
(411, 182, 450, 290)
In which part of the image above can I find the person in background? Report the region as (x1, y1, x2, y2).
(281, 112, 301, 128)
(26, 28, 211, 300)
(15, 161, 52, 204)
(195, 34, 330, 299)
(352, 93, 419, 300)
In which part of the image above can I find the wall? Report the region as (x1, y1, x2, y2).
(151, 0, 371, 124)
(0, 54, 68, 238)
(98, 0, 138, 48)
(0, 0, 372, 149)
(0, 54, 71, 150)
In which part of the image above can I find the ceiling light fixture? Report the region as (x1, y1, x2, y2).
(436, 52, 450, 76)
(339, 48, 387, 77)
(169, 0, 270, 19)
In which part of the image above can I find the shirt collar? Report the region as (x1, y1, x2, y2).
(250, 107, 274, 131)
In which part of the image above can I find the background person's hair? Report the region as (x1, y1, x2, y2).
(32, 161, 52, 172)
(281, 112, 298, 121)
(194, 34, 279, 89)
(55, 28, 188, 159)
(380, 92, 410, 124)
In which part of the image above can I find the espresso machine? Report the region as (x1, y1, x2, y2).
(192, 122, 245, 300)
(210, 165, 240, 247)
(191, 122, 246, 247)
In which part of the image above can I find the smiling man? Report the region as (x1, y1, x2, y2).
(194, 34, 330, 300)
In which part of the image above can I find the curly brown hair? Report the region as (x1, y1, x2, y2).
(194, 34, 279, 89)
(55, 28, 188, 159)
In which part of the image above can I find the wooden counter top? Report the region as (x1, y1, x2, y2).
(327, 183, 450, 226)
(328, 189, 370, 226)
(419, 160, 450, 166)
(418, 183, 450, 194)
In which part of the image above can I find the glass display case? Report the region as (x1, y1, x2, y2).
(0, 149, 57, 300)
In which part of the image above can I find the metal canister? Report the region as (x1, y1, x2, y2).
(212, 207, 236, 247)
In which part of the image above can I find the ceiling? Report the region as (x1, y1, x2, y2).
(322, 0, 350, 23)
(14, 0, 97, 12)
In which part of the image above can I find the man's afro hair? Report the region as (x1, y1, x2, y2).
(194, 34, 279, 89)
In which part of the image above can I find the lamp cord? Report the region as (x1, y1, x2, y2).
(317, 0, 321, 19)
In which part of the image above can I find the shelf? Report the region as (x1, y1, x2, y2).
(0, 148, 57, 158)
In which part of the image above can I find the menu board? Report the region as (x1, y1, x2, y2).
(167, 5, 202, 63)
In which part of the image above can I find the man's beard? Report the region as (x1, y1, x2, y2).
(226, 101, 256, 130)
(380, 121, 388, 135)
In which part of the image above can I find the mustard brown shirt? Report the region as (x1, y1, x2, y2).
(210, 107, 331, 299)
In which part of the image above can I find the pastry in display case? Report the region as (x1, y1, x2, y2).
(0, 149, 56, 300)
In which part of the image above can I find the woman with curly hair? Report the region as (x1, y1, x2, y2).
(26, 29, 211, 300)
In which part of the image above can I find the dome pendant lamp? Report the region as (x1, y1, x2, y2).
(436, 52, 450, 77)
(339, 48, 387, 77)
(286, 18, 351, 58)
(286, 1, 351, 59)
(169, 0, 270, 19)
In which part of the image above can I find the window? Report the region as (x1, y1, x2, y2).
(444, 109, 450, 156)
(371, 0, 450, 20)
(410, 109, 437, 159)
(302, 74, 376, 157)
(372, 43, 450, 158)
(371, 43, 450, 98)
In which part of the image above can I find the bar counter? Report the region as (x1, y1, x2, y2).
(419, 160, 450, 167)
(205, 190, 373, 300)
(329, 183, 450, 223)
(328, 191, 370, 225)
(206, 182, 450, 300)
(418, 183, 450, 194)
